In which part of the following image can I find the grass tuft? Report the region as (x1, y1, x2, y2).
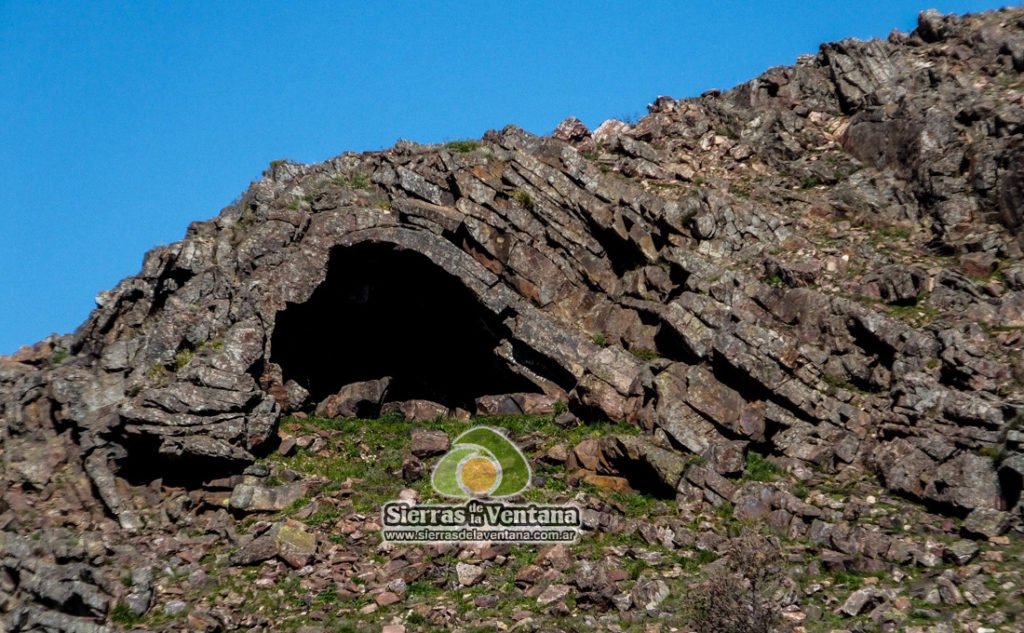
(446, 140, 481, 153)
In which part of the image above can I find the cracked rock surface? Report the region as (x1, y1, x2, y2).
(2, 8, 1024, 632)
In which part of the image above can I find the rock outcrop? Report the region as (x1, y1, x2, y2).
(2, 8, 1024, 631)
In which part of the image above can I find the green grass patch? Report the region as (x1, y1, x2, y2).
(608, 489, 661, 518)
(109, 602, 142, 626)
(511, 188, 535, 211)
(743, 452, 782, 482)
(49, 349, 69, 366)
(886, 294, 939, 322)
(174, 348, 195, 370)
(875, 225, 912, 240)
(800, 175, 822, 189)
(265, 414, 641, 512)
(446, 140, 481, 153)
(629, 347, 659, 361)
(331, 173, 371, 189)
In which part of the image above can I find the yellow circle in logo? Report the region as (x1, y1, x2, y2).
(460, 456, 499, 495)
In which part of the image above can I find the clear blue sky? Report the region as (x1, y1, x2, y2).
(0, 1, 1013, 354)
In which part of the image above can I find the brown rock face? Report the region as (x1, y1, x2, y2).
(2, 7, 1023, 548)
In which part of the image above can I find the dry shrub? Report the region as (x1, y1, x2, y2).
(686, 532, 785, 633)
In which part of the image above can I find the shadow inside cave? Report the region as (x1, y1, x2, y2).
(270, 241, 540, 411)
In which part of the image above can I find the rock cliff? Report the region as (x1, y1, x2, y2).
(2, 8, 1024, 632)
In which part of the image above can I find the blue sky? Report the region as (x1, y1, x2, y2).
(0, 1, 1013, 354)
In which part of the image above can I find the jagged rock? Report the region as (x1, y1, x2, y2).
(961, 507, 1011, 538)
(315, 377, 391, 419)
(840, 587, 878, 616)
(230, 520, 317, 568)
(163, 599, 189, 617)
(944, 541, 978, 567)
(123, 566, 154, 618)
(3, 8, 1024, 626)
(382, 399, 450, 421)
(630, 577, 670, 611)
(229, 482, 311, 513)
(733, 482, 777, 521)
(475, 393, 559, 416)
(408, 428, 450, 458)
(402, 454, 424, 482)
(936, 576, 963, 605)
(541, 443, 568, 465)
(536, 583, 572, 606)
(552, 117, 591, 145)
(536, 544, 573, 571)
(578, 472, 632, 493)
(703, 441, 746, 476)
(598, 435, 687, 493)
(456, 562, 484, 587)
(867, 265, 928, 304)
(124, 590, 152, 618)
(684, 365, 748, 434)
(570, 439, 602, 472)
(272, 518, 315, 565)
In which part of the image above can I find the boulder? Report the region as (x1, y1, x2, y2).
(961, 508, 1011, 539)
(229, 482, 311, 513)
(408, 428, 450, 458)
(315, 377, 391, 419)
(230, 520, 317, 568)
(382, 399, 450, 421)
(598, 435, 687, 493)
(630, 577, 670, 611)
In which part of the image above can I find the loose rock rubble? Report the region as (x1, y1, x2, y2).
(2, 8, 1024, 632)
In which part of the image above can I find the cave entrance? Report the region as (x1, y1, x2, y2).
(270, 242, 540, 411)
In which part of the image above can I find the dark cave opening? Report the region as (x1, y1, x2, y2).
(115, 433, 253, 488)
(601, 455, 677, 500)
(269, 242, 540, 411)
(999, 465, 1023, 511)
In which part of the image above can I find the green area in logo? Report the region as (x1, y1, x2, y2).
(431, 426, 531, 498)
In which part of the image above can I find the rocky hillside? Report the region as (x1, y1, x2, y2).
(2, 7, 1024, 633)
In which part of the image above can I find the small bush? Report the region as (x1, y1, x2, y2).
(792, 481, 809, 499)
(800, 175, 821, 189)
(174, 348, 195, 370)
(49, 349, 69, 367)
(109, 602, 141, 626)
(630, 347, 659, 361)
(331, 173, 370, 189)
(511, 188, 535, 211)
(685, 533, 783, 633)
(201, 339, 224, 352)
(145, 363, 169, 381)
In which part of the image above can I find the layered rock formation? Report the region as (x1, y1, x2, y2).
(2, 7, 1024, 632)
